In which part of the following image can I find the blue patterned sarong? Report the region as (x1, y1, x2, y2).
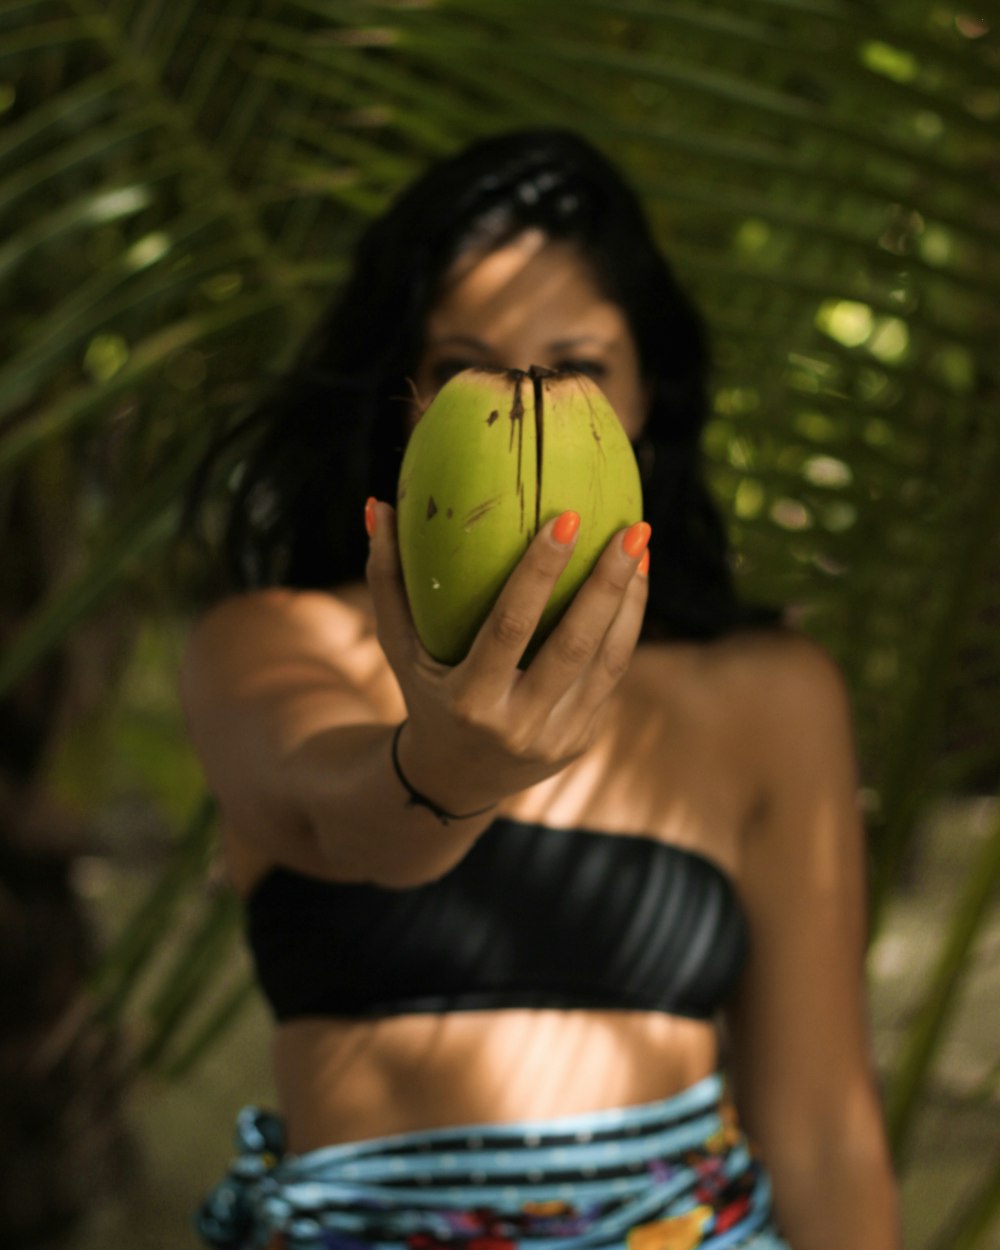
(196, 1073, 790, 1249)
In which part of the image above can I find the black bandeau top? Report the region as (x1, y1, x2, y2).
(245, 817, 749, 1022)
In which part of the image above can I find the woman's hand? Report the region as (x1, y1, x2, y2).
(366, 501, 650, 816)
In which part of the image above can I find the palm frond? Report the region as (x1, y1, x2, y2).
(2, 4, 998, 1232)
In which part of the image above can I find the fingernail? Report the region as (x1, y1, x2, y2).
(623, 521, 651, 560)
(638, 549, 650, 577)
(552, 511, 581, 546)
(364, 496, 377, 538)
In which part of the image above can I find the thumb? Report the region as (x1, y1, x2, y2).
(365, 499, 420, 671)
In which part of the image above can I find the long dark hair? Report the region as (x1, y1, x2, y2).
(204, 128, 780, 639)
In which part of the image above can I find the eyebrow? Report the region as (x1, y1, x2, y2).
(547, 335, 613, 351)
(427, 334, 491, 351)
(427, 334, 614, 352)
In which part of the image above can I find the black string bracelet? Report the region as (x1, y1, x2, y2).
(390, 720, 497, 826)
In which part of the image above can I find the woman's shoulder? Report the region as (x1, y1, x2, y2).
(711, 624, 846, 696)
(189, 582, 371, 641)
(181, 583, 385, 710)
(634, 626, 852, 758)
(638, 623, 844, 694)
(185, 583, 374, 667)
(704, 628, 858, 800)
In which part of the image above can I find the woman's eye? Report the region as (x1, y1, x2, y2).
(431, 358, 476, 387)
(555, 359, 608, 380)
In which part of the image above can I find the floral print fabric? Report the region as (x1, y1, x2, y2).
(196, 1074, 790, 1250)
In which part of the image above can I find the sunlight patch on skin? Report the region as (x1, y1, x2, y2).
(500, 684, 725, 876)
(504, 730, 618, 827)
(274, 1010, 716, 1151)
(809, 798, 856, 895)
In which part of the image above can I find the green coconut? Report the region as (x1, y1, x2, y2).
(397, 365, 643, 665)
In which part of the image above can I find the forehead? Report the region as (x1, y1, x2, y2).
(427, 230, 626, 342)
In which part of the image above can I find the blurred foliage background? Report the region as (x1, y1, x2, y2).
(1, 0, 998, 1247)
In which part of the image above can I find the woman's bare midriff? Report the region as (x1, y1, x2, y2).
(221, 599, 763, 1154)
(272, 1009, 719, 1153)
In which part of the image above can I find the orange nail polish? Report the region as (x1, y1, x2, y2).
(623, 521, 651, 560)
(638, 549, 650, 577)
(552, 511, 581, 546)
(364, 496, 377, 538)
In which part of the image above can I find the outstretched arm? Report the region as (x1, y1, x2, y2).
(724, 637, 900, 1250)
(181, 503, 650, 888)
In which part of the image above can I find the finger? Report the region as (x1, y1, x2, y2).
(365, 499, 421, 670)
(517, 522, 651, 707)
(572, 545, 650, 721)
(459, 511, 581, 701)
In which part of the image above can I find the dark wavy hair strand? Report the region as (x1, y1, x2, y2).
(201, 128, 780, 640)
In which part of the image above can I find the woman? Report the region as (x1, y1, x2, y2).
(184, 130, 900, 1249)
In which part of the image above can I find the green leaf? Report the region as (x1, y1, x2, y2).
(3, 2, 998, 1201)
(91, 795, 218, 1020)
(885, 799, 1000, 1158)
(925, 1150, 1000, 1250)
